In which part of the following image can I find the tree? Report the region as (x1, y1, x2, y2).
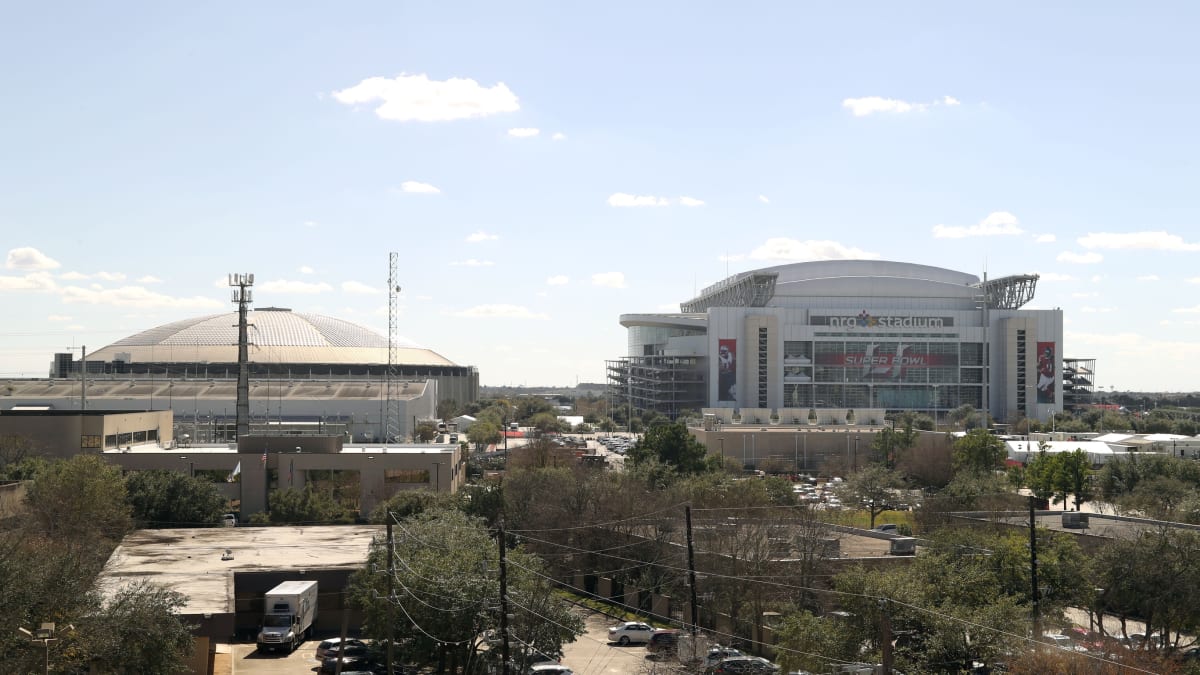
(952, 429, 1006, 476)
(125, 470, 227, 528)
(872, 422, 919, 468)
(82, 580, 195, 674)
(839, 464, 904, 528)
(253, 487, 353, 524)
(626, 422, 711, 474)
(350, 508, 583, 673)
(466, 420, 502, 451)
(1052, 449, 1094, 511)
(25, 455, 131, 543)
(414, 421, 438, 442)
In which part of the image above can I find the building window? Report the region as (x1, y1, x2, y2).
(757, 327, 769, 408)
(385, 469, 429, 484)
(80, 435, 101, 449)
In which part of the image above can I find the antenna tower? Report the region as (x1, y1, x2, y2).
(385, 253, 401, 444)
(229, 272, 255, 441)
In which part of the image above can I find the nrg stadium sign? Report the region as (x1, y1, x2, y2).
(813, 311, 953, 329)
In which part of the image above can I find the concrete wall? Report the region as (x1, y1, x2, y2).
(0, 481, 25, 519)
(0, 410, 173, 456)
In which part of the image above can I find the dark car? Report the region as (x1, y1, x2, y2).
(646, 629, 681, 656)
(319, 646, 380, 674)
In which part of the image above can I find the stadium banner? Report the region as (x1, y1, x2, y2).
(718, 339, 737, 402)
(1037, 341, 1056, 403)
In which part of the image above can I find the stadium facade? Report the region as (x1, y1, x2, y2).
(609, 260, 1081, 424)
(5, 308, 478, 443)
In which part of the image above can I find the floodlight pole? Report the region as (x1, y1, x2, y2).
(229, 273, 255, 441)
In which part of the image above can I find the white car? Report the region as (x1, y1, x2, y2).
(608, 621, 654, 645)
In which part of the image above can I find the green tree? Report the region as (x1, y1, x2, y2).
(872, 421, 919, 468)
(466, 420, 502, 450)
(125, 470, 227, 528)
(254, 487, 353, 524)
(83, 580, 195, 674)
(350, 508, 583, 672)
(952, 428, 1006, 476)
(1052, 449, 1094, 511)
(25, 455, 131, 543)
(626, 422, 711, 474)
(839, 464, 904, 528)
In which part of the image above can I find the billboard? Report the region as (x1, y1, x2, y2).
(1037, 341, 1056, 404)
(718, 339, 736, 402)
(814, 343, 957, 380)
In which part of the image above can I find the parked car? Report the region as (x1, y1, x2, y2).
(319, 646, 379, 674)
(608, 621, 655, 645)
(316, 637, 367, 660)
(646, 629, 681, 656)
(873, 524, 898, 533)
(703, 647, 744, 668)
(708, 656, 781, 674)
(528, 664, 575, 675)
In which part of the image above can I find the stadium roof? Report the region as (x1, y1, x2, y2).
(86, 308, 457, 367)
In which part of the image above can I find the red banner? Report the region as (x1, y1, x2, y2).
(1037, 341, 1055, 403)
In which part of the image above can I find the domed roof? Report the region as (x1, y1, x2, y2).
(87, 308, 457, 367)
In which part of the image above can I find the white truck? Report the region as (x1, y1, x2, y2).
(256, 580, 318, 653)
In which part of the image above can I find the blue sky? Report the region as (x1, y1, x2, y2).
(2, 2, 1199, 391)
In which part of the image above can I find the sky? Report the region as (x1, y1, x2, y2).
(2, 2, 1200, 391)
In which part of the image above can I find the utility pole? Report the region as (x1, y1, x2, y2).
(229, 273, 254, 441)
(80, 345, 87, 411)
(385, 253, 402, 445)
(880, 599, 893, 675)
(498, 519, 511, 675)
(685, 506, 699, 636)
(386, 512, 395, 675)
(1029, 496, 1041, 642)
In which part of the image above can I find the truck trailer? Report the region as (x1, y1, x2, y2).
(256, 580, 318, 653)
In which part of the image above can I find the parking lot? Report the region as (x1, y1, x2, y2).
(225, 607, 661, 675)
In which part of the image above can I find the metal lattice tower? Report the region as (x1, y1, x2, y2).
(385, 253, 401, 444)
(228, 272, 255, 441)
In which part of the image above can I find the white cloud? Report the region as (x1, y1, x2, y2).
(1034, 234, 1056, 243)
(1078, 231, 1200, 251)
(842, 95, 962, 117)
(452, 304, 548, 319)
(400, 180, 441, 194)
(1090, 274, 1104, 283)
(1057, 251, 1104, 264)
(94, 271, 126, 282)
(1137, 274, 1160, 282)
(6, 247, 60, 271)
(607, 193, 669, 208)
(60, 271, 89, 281)
(758, 195, 770, 204)
(47, 314, 71, 322)
(746, 238, 880, 262)
(0, 272, 56, 291)
(679, 196, 705, 207)
(932, 211, 1024, 239)
(591, 272, 627, 288)
(341, 280, 380, 294)
(1037, 272, 1074, 282)
(546, 275, 569, 286)
(451, 259, 495, 267)
(1187, 277, 1200, 284)
(466, 230, 499, 243)
(551, 132, 567, 141)
(332, 73, 520, 122)
(137, 275, 162, 284)
(60, 285, 222, 309)
(258, 279, 333, 294)
(299, 266, 315, 275)
(304, 220, 318, 228)
(507, 127, 540, 137)
(1174, 304, 1200, 314)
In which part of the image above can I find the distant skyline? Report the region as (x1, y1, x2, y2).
(3, 3, 1200, 391)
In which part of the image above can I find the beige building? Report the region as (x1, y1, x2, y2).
(0, 410, 462, 517)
